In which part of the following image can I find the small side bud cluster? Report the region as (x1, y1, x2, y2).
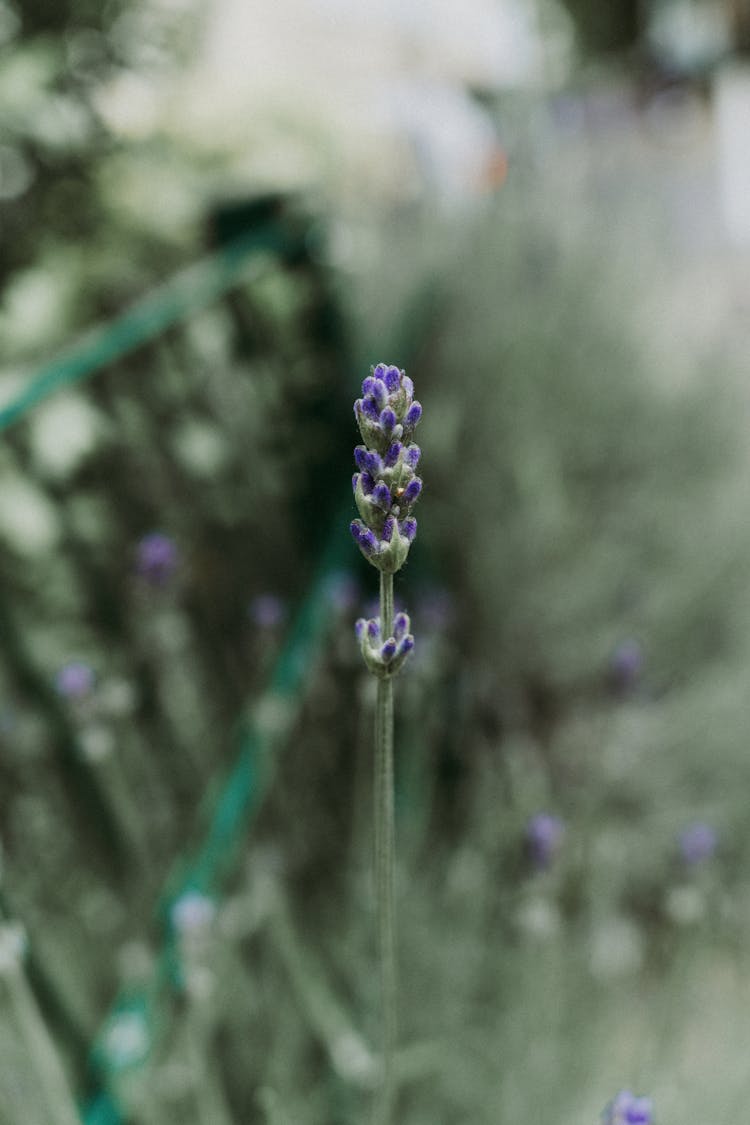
(355, 612, 415, 679)
(350, 363, 422, 574)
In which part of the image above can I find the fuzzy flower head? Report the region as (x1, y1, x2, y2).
(602, 1090, 653, 1124)
(350, 363, 422, 574)
(526, 813, 565, 870)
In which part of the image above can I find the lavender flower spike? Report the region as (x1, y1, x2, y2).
(351, 362, 423, 579)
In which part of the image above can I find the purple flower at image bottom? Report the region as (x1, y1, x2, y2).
(55, 662, 95, 700)
(136, 532, 180, 586)
(602, 1089, 653, 1124)
(679, 822, 717, 866)
(526, 812, 565, 869)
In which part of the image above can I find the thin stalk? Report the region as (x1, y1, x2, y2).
(4, 963, 82, 1125)
(375, 570, 396, 1124)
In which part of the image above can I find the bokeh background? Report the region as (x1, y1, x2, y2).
(3, 1, 750, 1122)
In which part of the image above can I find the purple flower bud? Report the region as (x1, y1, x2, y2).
(56, 661, 95, 700)
(367, 619, 381, 640)
(400, 517, 417, 542)
(679, 822, 717, 865)
(381, 638, 397, 662)
(363, 450, 384, 477)
(380, 407, 397, 435)
(362, 376, 377, 397)
(401, 477, 422, 505)
(526, 813, 565, 869)
(350, 521, 378, 557)
(372, 482, 392, 511)
(358, 396, 379, 421)
(355, 618, 367, 640)
(381, 515, 396, 543)
(393, 612, 409, 640)
(136, 532, 180, 586)
(404, 401, 422, 429)
(397, 634, 415, 657)
(402, 374, 414, 399)
(384, 365, 401, 393)
(359, 472, 375, 495)
(372, 364, 387, 380)
(603, 1090, 654, 1125)
(405, 444, 421, 469)
(371, 380, 387, 409)
(385, 442, 402, 467)
(248, 594, 286, 629)
(353, 446, 368, 472)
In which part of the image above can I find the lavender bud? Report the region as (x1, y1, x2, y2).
(360, 472, 375, 495)
(371, 380, 387, 409)
(380, 407, 397, 435)
(405, 444, 421, 469)
(384, 365, 401, 392)
(400, 517, 417, 542)
(393, 612, 409, 640)
(404, 401, 422, 429)
(354, 618, 367, 640)
(363, 450, 384, 477)
(362, 376, 377, 397)
(358, 396, 379, 421)
(381, 638, 397, 662)
(602, 1091, 654, 1125)
(367, 619, 381, 640)
(396, 634, 415, 658)
(381, 516, 396, 543)
(372, 364, 387, 379)
(350, 520, 379, 558)
(401, 477, 422, 506)
(401, 374, 414, 400)
(385, 442, 402, 467)
(372, 482, 392, 511)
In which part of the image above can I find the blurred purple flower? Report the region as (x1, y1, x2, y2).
(55, 661, 95, 700)
(602, 1090, 653, 1124)
(248, 594, 286, 629)
(324, 571, 359, 613)
(526, 813, 565, 869)
(136, 532, 180, 586)
(609, 639, 643, 693)
(679, 822, 717, 866)
(417, 587, 455, 632)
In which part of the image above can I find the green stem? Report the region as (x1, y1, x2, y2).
(375, 571, 396, 1124)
